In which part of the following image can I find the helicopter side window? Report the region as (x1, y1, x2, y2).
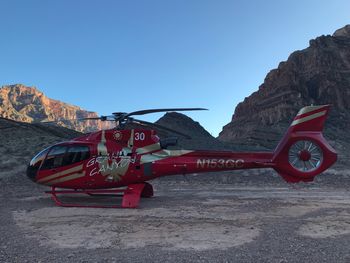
(41, 146, 68, 170)
(63, 146, 90, 166)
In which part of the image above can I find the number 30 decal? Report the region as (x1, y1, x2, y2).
(135, 132, 145, 141)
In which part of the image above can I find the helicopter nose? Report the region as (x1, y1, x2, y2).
(26, 165, 37, 182)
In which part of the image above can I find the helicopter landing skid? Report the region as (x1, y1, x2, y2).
(45, 182, 153, 208)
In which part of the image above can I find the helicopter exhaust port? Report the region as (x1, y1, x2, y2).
(160, 137, 178, 148)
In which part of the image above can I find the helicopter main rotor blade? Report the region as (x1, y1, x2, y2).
(132, 119, 192, 139)
(34, 116, 111, 124)
(113, 108, 207, 121)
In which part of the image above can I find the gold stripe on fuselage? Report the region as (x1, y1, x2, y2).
(136, 143, 161, 154)
(140, 149, 193, 164)
(45, 171, 86, 186)
(37, 164, 84, 183)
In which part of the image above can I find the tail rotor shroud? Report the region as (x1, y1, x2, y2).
(288, 140, 323, 172)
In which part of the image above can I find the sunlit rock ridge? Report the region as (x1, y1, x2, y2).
(0, 84, 112, 132)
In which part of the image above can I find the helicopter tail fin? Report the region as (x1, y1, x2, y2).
(272, 105, 337, 183)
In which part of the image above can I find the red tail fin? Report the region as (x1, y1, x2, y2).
(272, 105, 337, 183)
(289, 105, 330, 132)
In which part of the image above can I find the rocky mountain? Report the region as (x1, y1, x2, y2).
(155, 112, 230, 150)
(156, 112, 212, 139)
(0, 84, 112, 132)
(218, 25, 350, 165)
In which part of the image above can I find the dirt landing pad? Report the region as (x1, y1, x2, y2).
(2, 182, 350, 262)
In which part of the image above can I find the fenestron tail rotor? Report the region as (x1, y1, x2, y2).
(288, 140, 323, 172)
(34, 107, 207, 138)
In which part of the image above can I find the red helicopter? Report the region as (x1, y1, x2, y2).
(27, 105, 337, 208)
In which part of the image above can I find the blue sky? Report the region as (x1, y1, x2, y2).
(0, 0, 349, 136)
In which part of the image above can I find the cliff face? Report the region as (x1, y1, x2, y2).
(218, 25, 350, 162)
(0, 84, 112, 132)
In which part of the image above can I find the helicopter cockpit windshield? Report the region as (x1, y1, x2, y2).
(41, 145, 90, 170)
(27, 144, 90, 181)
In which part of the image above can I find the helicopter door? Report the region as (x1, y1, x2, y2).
(37, 145, 89, 183)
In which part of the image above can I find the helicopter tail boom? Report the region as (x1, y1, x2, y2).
(272, 105, 337, 183)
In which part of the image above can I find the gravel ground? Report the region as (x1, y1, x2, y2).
(1, 171, 350, 263)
